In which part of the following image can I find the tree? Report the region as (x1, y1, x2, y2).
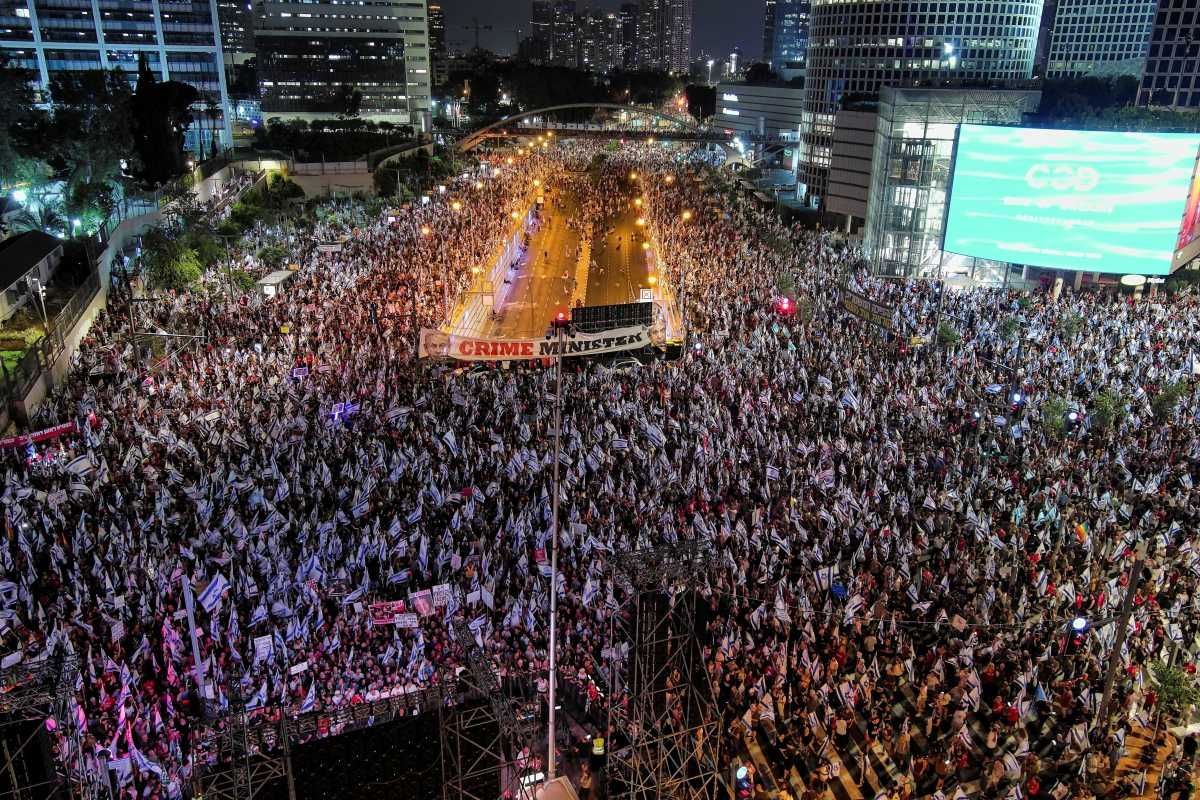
(0, 56, 49, 192)
(129, 55, 200, 186)
(338, 83, 363, 118)
(937, 321, 961, 347)
(744, 63, 779, 85)
(141, 228, 202, 291)
(39, 69, 133, 191)
(1040, 396, 1070, 438)
(1150, 661, 1200, 723)
(1152, 381, 1189, 421)
(1090, 389, 1125, 433)
(685, 84, 716, 121)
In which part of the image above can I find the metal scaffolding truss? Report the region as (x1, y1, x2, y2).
(192, 688, 293, 800)
(607, 540, 723, 800)
(0, 653, 111, 800)
(440, 620, 537, 800)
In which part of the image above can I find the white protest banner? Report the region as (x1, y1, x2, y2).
(289, 661, 309, 675)
(254, 635, 274, 662)
(431, 583, 452, 607)
(419, 326, 650, 362)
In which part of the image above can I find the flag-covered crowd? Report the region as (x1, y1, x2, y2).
(2, 138, 1200, 800)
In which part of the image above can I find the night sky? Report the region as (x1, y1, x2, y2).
(442, 0, 762, 63)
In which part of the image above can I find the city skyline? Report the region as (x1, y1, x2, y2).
(445, 0, 758, 61)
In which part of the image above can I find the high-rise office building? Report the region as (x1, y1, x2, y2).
(636, 0, 666, 70)
(1044, 0, 1156, 78)
(798, 0, 1042, 207)
(530, 0, 554, 64)
(216, 0, 254, 63)
(769, 1, 808, 74)
(619, 3, 638, 69)
(551, 0, 577, 67)
(255, 0, 430, 127)
(665, 0, 691, 73)
(761, 0, 777, 65)
(1138, 0, 1200, 109)
(0, 0, 233, 152)
(428, 3, 447, 87)
(578, 11, 622, 74)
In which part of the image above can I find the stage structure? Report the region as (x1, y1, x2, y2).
(440, 619, 538, 800)
(192, 678, 294, 800)
(0, 653, 107, 800)
(607, 540, 723, 800)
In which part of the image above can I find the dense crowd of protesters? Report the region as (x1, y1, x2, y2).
(2, 139, 1199, 800)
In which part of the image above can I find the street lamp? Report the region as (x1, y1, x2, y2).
(421, 225, 432, 237)
(546, 309, 571, 781)
(682, 210, 693, 222)
(451, 201, 462, 212)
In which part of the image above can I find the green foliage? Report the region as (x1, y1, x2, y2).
(231, 269, 256, 292)
(129, 56, 199, 187)
(227, 200, 263, 233)
(262, 173, 304, 208)
(184, 231, 226, 269)
(1150, 661, 1200, 720)
(1090, 389, 1126, 432)
(1041, 396, 1070, 438)
(1060, 312, 1084, 339)
(998, 317, 1021, 340)
(776, 271, 796, 297)
(937, 321, 961, 347)
(256, 244, 287, 269)
(1152, 381, 1189, 421)
(0, 56, 49, 191)
(253, 119, 413, 162)
(141, 228, 202, 291)
(1016, 296, 1031, 311)
(215, 219, 243, 239)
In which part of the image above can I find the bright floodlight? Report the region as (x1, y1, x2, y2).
(1011, 392, 1022, 404)
(1071, 617, 1089, 633)
(12, 189, 27, 203)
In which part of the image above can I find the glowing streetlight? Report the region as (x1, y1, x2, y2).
(634, 197, 643, 207)
(641, 242, 650, 251)
(421, 225, 431, 236)
(511, 211, 521, 220)
(665, 174, 675, 185)
(474, 180, 483, 190)
(451, 200, 462, 212)
(507, 157, 514, 165)
(647, 274, 657, 286)
(12, 189, 27, 203)
(533, 179, 541, 187)
(635, 217, 645, 227)
(681, 210, 693, 222)
(471, 266, 481, 276)
(629, 171, 638, 181)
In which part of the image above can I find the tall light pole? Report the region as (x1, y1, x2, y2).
(1099, 540, 1148, 739)
(547, 310, 569, 781)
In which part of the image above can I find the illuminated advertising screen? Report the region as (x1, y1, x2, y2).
(943, 125, 1200, 275)
(1176, 155, 1200, 269)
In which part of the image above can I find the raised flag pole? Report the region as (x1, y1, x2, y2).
(547, 312, 568, 782)
(181, 576, 211, 705)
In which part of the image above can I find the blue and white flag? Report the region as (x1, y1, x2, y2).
(299, 682, 316, 713)
(197, 573, 230, 613)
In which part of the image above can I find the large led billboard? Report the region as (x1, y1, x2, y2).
(943, 125, 1200, 275)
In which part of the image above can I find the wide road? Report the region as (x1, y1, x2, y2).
(586, 187, 652, 307)
(479, 172, 650, 338)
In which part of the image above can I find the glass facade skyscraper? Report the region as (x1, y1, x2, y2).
(799, 0, 1043, 208)
(1045, 0, 1156, 78)
(0, 0, 232, 151)
(768, 0, 808, 72)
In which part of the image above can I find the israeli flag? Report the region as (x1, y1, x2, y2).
(197, 574, 230, 613)
(299, 682, 316, 713)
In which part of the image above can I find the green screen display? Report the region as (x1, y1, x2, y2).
(943, 125, 1200, 275)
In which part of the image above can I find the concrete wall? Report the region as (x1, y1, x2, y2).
(289, 171, 375, 197)
(827, 109, 877, 221)
(11, 209, 161, 422)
